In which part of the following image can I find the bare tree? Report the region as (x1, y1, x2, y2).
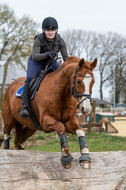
(109, 35, 126, 103)
(61, 29, 85, 57)
(0, 4, 38, 109)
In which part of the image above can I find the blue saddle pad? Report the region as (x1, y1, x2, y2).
(16, 85, 24, 98)
(16, 84, 37, 100)
(16, 84, 39, 100)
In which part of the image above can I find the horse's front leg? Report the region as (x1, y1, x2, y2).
(64, 117, 91, 169)
(76, 129, 91, 169)
(59, 133, 73, 169)
(43, 115, 73, 169)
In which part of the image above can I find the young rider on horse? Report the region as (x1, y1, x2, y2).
(20, 16, 69, 118)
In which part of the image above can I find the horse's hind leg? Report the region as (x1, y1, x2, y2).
(2, 93, 16, 149)
(14, 124, 36, 149)
(3, 117, 16, 149)
(0, 133, 4, 149)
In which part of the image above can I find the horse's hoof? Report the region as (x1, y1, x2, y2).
(18, 145, 24, 150)
(4, 139, 10, 149)
(80, 161, 90, 169)
(63, 163, 71, 169)
(61, 154, 73, 169)
(79, 154, 91, 169)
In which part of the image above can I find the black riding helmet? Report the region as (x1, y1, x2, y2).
(42, 17, 58, 30)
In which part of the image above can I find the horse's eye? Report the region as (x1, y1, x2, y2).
(77, 79, 81, 85)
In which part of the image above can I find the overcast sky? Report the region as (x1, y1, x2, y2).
(1, 0, 126, 36)
(1, 0, 126, 100)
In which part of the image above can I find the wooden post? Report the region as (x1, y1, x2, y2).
(105, 122, 108, 132)
(88, 100, 96, 134)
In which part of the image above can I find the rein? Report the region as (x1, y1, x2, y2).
(60, 65, 91, 107)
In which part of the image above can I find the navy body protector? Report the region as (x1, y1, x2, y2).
(36, 33, 62, 53)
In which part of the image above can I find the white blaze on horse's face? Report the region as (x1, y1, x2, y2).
(81, 74, 92, 114)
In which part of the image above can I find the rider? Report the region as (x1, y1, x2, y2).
(20, 16, 69, 118)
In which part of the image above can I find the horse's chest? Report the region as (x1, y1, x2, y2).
(60, 108, 74, 122)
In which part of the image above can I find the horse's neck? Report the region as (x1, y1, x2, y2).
(62, 63, 77, 82)
(39, 63, 77, 97)
(57, 63, 77, 95)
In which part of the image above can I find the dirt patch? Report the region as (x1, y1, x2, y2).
(111, 119, 126, 137)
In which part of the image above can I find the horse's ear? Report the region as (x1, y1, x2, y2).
(78, 58, 85, 69)
(91, 58, 97, 70)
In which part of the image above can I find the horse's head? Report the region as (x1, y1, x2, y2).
(72, 58, 97, 114)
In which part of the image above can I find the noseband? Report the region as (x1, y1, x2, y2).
(60, 65, 92, 108)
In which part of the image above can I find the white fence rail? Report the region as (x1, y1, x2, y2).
(96, 107, 126, 115)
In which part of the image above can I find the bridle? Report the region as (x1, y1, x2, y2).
(60, 65, 92, 108)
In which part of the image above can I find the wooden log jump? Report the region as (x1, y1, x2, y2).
(0, 150, 126, 190)
(79, 117, 118, 133)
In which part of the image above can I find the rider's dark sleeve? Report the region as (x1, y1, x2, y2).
(60, 38, 69, 61)
(32, 37, 49, 61)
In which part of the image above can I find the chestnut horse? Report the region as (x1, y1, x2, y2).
(2, 56, 97, 169)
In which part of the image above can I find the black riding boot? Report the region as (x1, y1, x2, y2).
(20, 80, 30, 118)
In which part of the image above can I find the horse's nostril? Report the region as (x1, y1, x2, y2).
(82, 107, 84, 112)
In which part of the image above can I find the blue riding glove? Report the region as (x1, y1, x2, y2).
(47, 51, 57, 59)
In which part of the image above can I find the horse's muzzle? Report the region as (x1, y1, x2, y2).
(81, 106, 91, 114)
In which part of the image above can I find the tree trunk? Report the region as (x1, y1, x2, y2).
(100, 73, 103, 100)
(0, 62, 8, 110)
(0, 150, 126, 190)
(0, 63, 8, 131)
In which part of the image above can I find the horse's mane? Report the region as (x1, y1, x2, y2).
(59, 56, 80, 69)
(59, 56, 92, 70)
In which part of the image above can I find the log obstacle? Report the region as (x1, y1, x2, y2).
(0, 150, 126, 190)
(79, 117, 119, 133)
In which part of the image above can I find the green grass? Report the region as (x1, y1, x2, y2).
(86, 132, 126, 152)
(25, 132, 126, 152)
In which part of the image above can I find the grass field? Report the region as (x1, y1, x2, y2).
(23, 131, 126, 152)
